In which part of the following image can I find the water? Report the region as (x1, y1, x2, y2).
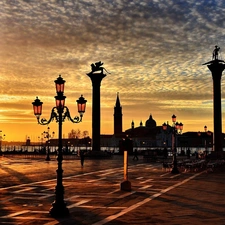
(1, 145, 218, 155)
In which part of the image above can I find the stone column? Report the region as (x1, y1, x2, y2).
(205, 60, 225, 153)
(87, 72, 106, 151)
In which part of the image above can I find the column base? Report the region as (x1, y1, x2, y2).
(86, 150, 112, 159)
(210, 151, 225, 159)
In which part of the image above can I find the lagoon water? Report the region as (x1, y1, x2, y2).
(1, 145, 215, 156)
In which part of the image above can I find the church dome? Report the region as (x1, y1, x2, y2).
(145, 114, 156, 128)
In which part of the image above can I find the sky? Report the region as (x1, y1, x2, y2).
(1, 0, 225, 142)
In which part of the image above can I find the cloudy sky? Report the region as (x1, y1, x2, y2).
(1, 0, 225, 142)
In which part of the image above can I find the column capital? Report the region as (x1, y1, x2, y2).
(87, 72, 106, 86)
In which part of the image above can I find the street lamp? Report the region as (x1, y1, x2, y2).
(43, 127, 55, 161)
(0, 130, 6, 155)
(162, 122, 168, 147)
(203, 125, 209, 157)
(32, 75, 87, 217)
(162, 115, 183, 174)
(198, 125, 211, 157)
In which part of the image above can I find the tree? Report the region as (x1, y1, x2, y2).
(82, 130, 89, 138)
(68, 129, 81, 139)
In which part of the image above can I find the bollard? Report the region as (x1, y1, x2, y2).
(120, 150, 131, 191)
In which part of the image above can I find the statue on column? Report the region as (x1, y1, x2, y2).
(88, 61, 111, 75)
(203, 46, 224, 65)
(212, 45, 220, 60)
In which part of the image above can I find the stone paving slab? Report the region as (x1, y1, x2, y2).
(104, 168, 225, 225)
(0, 155, 224, 224)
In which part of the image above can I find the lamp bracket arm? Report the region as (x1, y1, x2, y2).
(37, 107, 58, 125)
(64, 106, 82, 123)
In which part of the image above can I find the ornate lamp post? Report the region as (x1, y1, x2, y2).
(198, 125, 212, 157)
(32, 75, 87, 217)
(162, 115, 183, 174)
(0, 130, 6, 155)
(43, 127, 55, 161)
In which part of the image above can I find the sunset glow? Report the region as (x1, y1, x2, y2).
(1, 0, 225, 141)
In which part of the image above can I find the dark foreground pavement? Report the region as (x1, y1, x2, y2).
(0, 155, 224, 225)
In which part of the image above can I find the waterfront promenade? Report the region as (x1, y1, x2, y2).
(0, 155, 224, 224)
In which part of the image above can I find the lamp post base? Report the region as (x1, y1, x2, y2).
(171, 153, 179, 174)
(171, 166, 180, 174)
(45, 155, 51, 161)
(49, 201, 69, 217)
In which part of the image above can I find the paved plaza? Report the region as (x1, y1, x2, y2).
(0, 155, 224, 225)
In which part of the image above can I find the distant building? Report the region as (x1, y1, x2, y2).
(100, 94, 174, 150)
(42, 93, 217, 153)
(124, 114, 168, 148)
(103, 94, 216, 152)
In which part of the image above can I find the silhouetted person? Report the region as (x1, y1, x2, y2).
(133, 149, 138, 161)
(80, 150, 85, 167)
(65, 145, 69, 154)
(187, 148, 191, 159)
(195, 151, 199, 160)
(163, 147, 168, 159)
(213, 45, 220, 60)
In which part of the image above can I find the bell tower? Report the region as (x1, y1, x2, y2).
(114, 92, 122, 135)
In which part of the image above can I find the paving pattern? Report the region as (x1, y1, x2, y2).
(0, 156, 224, 225)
